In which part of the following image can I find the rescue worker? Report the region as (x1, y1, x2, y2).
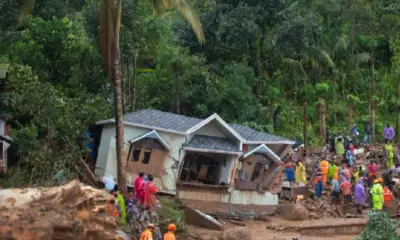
(385, 140, 394, 169)
(371, 178, 384, 211)
(335, 136, 345, 155)
(163, 224, 177, 240)
(320, 159, 329, 187)
(295, 160, 306, 184)
(141, 224, 156, 240)
(314, 168, 323, 198)
(355, 178, 366, 214)
(328, 161, 338, 182)
(284, 163, 295, 182)
(383, 185, 394, 211)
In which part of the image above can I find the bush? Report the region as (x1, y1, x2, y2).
(158, 197, 189, 238)
(358, 211, 400, 240)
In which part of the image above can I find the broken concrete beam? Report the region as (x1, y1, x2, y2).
(183, 206, 224, 230)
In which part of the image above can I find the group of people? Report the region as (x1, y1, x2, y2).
(103, 172, 176, 240)
(285, 138, 399, 214)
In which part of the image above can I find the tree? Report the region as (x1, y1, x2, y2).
(98, 0, 204, 194)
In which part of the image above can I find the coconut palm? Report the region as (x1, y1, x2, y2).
(20, 0, 204, 194)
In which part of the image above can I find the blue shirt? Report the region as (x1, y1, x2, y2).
(285, 168, 295, 181)
(332, 179, 340, 192)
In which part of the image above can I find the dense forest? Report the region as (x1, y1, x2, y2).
(1, 0, 400, 184)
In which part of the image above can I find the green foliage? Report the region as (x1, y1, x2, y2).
(358, 211, 400, 240)
(158, 197, 189, 238)
(9, 15, 107, 94)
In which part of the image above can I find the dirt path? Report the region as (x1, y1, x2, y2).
(246, 221, 359, 240)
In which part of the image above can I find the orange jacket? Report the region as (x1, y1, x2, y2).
(163, 231, 176, 240)
(140, 229, 153, 240)
(383, 187, 394, 202)
(106, 202, 119, 217)
(320, 160, 329, 175)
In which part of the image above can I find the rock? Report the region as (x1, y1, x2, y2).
(278, 203, 310, 221)
(222, 227, 252, 240)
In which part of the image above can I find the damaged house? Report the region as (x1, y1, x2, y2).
(95, 109, 293, 205)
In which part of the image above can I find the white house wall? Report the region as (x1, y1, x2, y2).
(95, 125, 115, 177)
(95, 124, 187, 194)
(229, 190, 279, 205)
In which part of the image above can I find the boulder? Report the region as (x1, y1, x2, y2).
(278, 203, 309, 221)
(222, 227, 252, 240)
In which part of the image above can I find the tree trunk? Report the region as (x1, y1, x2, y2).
(112, 0, 127, 195)
(173, 63, 181, 114)
(304, 102, 308, 148)
(113, 56, 127, 195)
(348, 103, 353, 131)
(319, 98, 326, 144)
(371, 55, 376, 144)
(130, 49, 138, 112)
(396, 68, 399, 142)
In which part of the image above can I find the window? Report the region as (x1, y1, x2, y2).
(142, 149, 152, 164)
(132, 148, 141, 162)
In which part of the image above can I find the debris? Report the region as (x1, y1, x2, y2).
(278, 203, 309, 221)
(183, 206, 224, 230)
(222, 227, 252, 240)
(227, 219, 246, 226)
(0, 180, 119, 239)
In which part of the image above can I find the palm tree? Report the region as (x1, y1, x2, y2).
(99, 0, 204, 194)
(20, 0, 204, 194)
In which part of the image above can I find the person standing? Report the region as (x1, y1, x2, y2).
(340, 179, 352, 204)
(384, 124, 395, 142)
(335, 136, 345, 155)
(143, 175, 159, 211)
(371, 178, 384, 211)
(345, 148, 354, 166)
(363, 121, 372, 145)
(163, 224, 177, 240)
(350, 124, 360, 146)
(383, 185, 394, 211)
(314, 168, 323, 199)
(355, 178, 366, 214)
(135, 172, 145, 203)
(331, 178, 340, 204)
(367, 161, 377, 186)
(295, 160, 306, 184)
(320, 159, 329, 187)
(140, 224, 156, 240)
(385, 140, 394, 169)
(328, 161, 337, 181)
(285, 163, 295, 182)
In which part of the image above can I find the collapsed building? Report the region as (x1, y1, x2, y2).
(95, 109, 293, 205)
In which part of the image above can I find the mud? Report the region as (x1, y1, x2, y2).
(0, 180, 119, 240)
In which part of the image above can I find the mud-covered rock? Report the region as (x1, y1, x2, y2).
(279, 203, 310, 221)
(222, 227, 252, 240)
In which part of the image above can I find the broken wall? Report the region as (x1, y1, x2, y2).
(95, 124, 186, 194)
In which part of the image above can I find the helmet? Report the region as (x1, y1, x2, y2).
(168, 223, 176, 231)
(147, 224, 156, 229)
(286, 163, 291, 168)
(377, 178, 384, 183)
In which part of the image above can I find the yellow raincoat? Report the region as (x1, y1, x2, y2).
(371, 183, 383, 210)
(295, 162, 307, 184)
(385, 143, 394, 169)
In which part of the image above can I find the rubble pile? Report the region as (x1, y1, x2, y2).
(0, 180, 120, 240)
(297, 199, 340, 219)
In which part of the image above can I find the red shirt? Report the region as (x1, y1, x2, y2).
(340, 181, 352, 195)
